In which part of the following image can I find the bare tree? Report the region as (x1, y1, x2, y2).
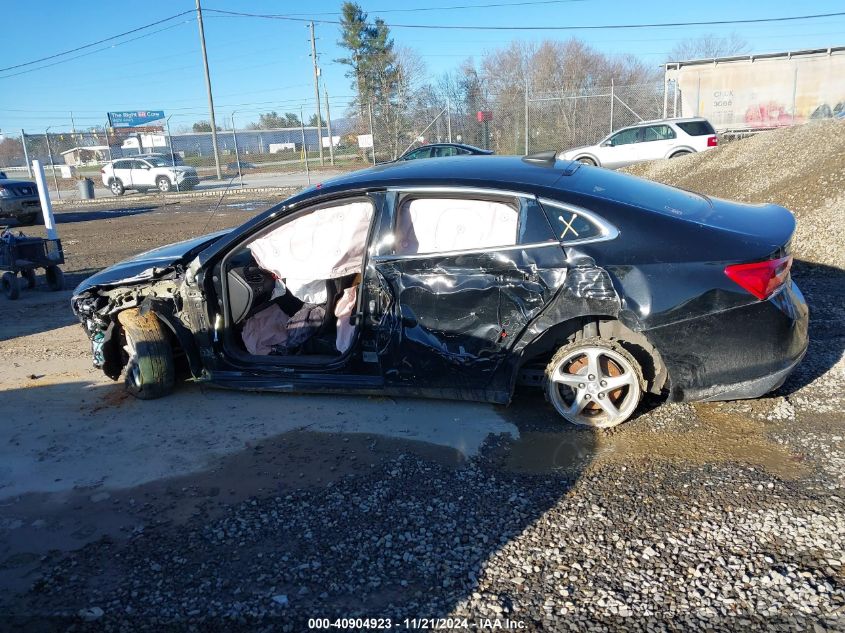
(464, 38, 662, 153)
(668, 33, 749, 61)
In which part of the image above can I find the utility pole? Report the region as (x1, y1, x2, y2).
(300, 106, 311, 185)
(324, 85, 335, 166)
(20, 130, 32, 178)
(309, 22, 324, 166)
(524, 76, 530, 155)
(446, 98, 452, 143)
(368, 100, 376, 165)
(195, 0, 222, 179)
(44, 127, 61, 200)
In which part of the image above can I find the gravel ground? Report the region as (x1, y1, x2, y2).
(1, 181, 844, 631)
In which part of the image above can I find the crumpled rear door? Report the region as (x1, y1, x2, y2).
(363, 190, 565, 399)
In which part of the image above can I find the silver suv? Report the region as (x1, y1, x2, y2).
(559, 117, 718, 169)
(100, 156, 199, 195)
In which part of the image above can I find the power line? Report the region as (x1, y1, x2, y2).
(0, 21, 193, 79)
(0, 10, 194, 73)
(277, 0, 587, 16)
(205, 8, 845, 31)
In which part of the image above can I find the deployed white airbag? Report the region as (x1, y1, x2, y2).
(395, 198, 518, 255)
(248, 201, 372, 293)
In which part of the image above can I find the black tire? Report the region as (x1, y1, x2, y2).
(110, 179, 125, 196)
(45, 265, 64, 291)
(670, 150, 691, 159)
(2, 272, 20, 300)
(22, 268, 36, 289)
(117, 309, 175, 400)
(577, 157, 596, 166)
(18, 213, 38, 226)
(156, 176, 172, 193)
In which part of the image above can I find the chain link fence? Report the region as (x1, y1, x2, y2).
(0, 81, 666, 200)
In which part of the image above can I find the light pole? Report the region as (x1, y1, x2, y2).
(231, 110, 243, 188)
(195, 0, 222, 179)
(44, 126, 61, 200)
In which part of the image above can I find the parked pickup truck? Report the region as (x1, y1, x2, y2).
(0, 172, 42, 226)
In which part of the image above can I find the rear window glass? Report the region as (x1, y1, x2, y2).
(676, 120, 715, 136)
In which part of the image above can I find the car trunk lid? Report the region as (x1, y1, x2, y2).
(566, 168, 795, 255)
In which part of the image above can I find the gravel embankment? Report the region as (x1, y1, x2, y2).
(623, 120, 845, 268)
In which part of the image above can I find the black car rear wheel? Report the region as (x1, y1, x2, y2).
(110, 179, 125, 196)
(577, 157, 596, 166)
(670, 150, 691, 159)
(117, 308, 176, 400)
(18, 213, 38, 226)
(545, 337, 643, 428)
(2, 272, 20, 300)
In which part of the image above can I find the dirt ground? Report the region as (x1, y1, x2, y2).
(0, 189, 843, 629)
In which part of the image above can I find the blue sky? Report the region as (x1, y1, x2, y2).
(1, 0, 843, 133)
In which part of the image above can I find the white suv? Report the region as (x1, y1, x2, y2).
(101, 156, 199, 195)
(559, 117, 718, 169)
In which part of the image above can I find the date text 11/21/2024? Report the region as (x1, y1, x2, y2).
(307, 617, 527, 629)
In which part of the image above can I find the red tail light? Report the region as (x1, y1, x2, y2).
(724, 255, 792, 300)
(707, 135, 718, 147)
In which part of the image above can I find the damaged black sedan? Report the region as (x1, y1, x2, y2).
(71, 155, 808, 428)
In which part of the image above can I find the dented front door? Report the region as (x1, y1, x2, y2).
(364, 189, 566, 398)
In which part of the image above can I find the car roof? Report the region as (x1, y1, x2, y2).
(619, 116, 711, 128)
(109, 157, 154, 163)
(604, 117, 713, 137)
(410, 142, 491, 152)
(294, 155, 577, 203)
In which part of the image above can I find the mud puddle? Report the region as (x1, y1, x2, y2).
(498, 401, 808, 480)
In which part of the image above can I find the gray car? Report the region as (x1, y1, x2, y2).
(0, 173, 42, 226)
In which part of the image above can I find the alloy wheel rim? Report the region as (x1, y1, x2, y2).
(549, 346, 640, 428)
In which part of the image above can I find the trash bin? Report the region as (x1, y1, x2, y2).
(77, 178, 95, 200)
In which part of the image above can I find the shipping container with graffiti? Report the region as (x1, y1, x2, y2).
(664, 46, 845, 131)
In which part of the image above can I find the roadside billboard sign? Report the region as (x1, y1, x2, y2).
(107, 110, 165, 128)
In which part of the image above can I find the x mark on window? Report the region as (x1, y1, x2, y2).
(558, 213, 580, 239)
